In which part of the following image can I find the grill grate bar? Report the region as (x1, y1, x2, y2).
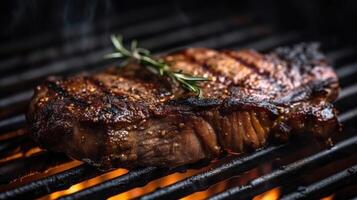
(280, 164, 357, 200)
(0, 91, 33, 111)
(0, 151, 70, 184)
(325, 47, 357, 64)
(0, 50, 111, 100)
(0, 7, 230, 77)
(338, 83, 357, 100)
(0, 15, 249, 92)
(0, 3, 173, 57)
(0, 135, 32, 158)
(207, 134, 357, 200)
(238, 32, 305, 51)
(157, 25, 273, 54)
(0, 164, 100, 200)
(0, 16, 251, 100)
(134, 144, 292, 200)
(59, 167, 173, 200)
(0, 4, 168, 71)
(140, 19, 259, 52)
(0, 1, 238, 59)
(338, 71, 357, 89)
(338, 107, 357, 123)
(0, 115, 26, 133)
(336, 61, 357, 78)
(0, 138, 291, 199)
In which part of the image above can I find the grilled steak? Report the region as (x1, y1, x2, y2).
(27, 43, 340, 170)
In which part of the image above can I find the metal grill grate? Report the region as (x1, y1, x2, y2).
(0, 2, 356, 200)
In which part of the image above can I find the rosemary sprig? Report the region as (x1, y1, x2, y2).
(105, 35, 210, 97)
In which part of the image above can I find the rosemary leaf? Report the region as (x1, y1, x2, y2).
(103, 52, 124, 59)
(105, 35, 210, 96)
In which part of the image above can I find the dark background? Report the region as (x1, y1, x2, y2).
(1, 0, 357, 44)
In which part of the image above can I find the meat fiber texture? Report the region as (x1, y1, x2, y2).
(27, 43, 340, 170)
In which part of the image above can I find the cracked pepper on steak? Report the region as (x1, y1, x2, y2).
(27, 43, 341, 170)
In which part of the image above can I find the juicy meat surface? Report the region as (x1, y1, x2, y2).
(27, 43, 340, 170)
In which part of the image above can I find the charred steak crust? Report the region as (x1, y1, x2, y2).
(27, 43, 340, 169)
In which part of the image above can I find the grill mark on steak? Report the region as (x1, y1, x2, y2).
(85, 76, 126, 124)
(223, 50, 271, 77)
(27, 43, 341, 170)
(46, 79, 88, 108)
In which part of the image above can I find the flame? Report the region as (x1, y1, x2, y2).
(109, 170, 199, 199)
(0, 147, 42, 164)
(109, 169, 230, 200)
(37, 160, 277, 200)
(321, 194, 334, 200)
(41, 165, 228, 200)
(40, 168, 128, 200)
(42, 167, 272, 200)
(253, 188, 281, 200)
(182, 181, 227, 200)
(0, 128, 26, 141)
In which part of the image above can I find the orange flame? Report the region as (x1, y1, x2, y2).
(36, 160, 280, 200)
(40, 168, 280, 200)
(253, 187, 281, 200)
(109, 170, 199, 200)
(40, 165, 230, 200)
(40, 168, 128, 200)
(321, 194, 334, 200)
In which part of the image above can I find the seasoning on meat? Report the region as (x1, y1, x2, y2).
(27, 43, 341, 170)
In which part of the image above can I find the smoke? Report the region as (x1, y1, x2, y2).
(1, 0, 115, 40)
(63, 0, 97, 28)
(61, 0, 114, 46)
